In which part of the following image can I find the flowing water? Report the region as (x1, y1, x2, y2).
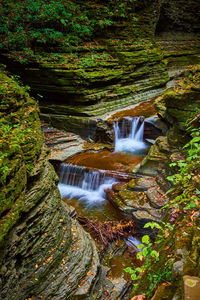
(58, 114, 150, 278)
(59, 163, 116, 205)
(114, 117, 147, 154)
(59, 163, 126, 221)
(66, 150, 143, 173)
(58, 116, 148, 221)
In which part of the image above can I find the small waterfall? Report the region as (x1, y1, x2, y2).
(58, 164, 116, 205)
(126, 236, 142, 252)
(114, 117, 147, 154)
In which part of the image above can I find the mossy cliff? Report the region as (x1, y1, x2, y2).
(0, 71, 43, 241)
(1, 0, 200, 139)
(136, 66, 200, 177)
(3, 41, 169, 140)
(131, 66, 200, 299)
(0, 70, 125, 299)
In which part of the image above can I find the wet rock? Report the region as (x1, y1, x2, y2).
(132, 209, 162, 223)
(144, 120, 163, 140)
(134, 136, 173, 177)
(113, 182, 127, 192)
(135, 177, 157, 189)
(42, 123, 86, 161)
(127, 179, 136, 190)
(151, 282, 173, 300)
(173, 260, 185, 274)
(146, 186, 169, 208)
(113, 187, 163, 223)
(184, 275, 200, 300)
(118, 190, 143, 203)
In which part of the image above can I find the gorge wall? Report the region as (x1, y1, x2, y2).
(1, 0, 199, 140)
(0, 71, 121, 299)
(132, 66, 200, 299)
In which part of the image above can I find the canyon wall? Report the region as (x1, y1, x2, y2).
(0, 70, 115, 299)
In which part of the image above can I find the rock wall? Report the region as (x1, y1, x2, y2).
(0, 70, 110, 299)
(132, 66, 200, 299)
(0, 0, 166, 138)
(1, 0, 200, 140)
(2, 41, 169, 140)
(137, 66, 200, 177)
(156, 0, 200, 34)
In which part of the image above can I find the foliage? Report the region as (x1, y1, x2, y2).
(0, 69, 44, 242)
(165, 121, 200, 211)
(124, 114, 200, 297)
(0, 70, 42, 180)
(0, 0, 113, 63)
(0, 0, 141, 63)
(108, 0, 137, 19)
(124, 222, 173, 296)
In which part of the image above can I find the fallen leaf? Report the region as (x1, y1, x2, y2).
(186, 222, 193, 227)
(164, 245, 170, 250)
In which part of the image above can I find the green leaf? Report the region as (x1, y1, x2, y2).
(151, 250, 159, 258)
(124, 267, 132, 273)
(169, 162, 177, 167)
(136, 252, 143, 261)
(131, 273, 137, 280)
(137, 243, 144, 249)
(144, 222, 162, 230)
(142, 235, 150, 244)
(143, 248, 148, 257)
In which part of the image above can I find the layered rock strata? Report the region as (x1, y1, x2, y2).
(132, 66, 200, 299)
(0, 70, 126, 299)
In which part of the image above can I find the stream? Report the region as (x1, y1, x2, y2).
(57, 110, 157, 279)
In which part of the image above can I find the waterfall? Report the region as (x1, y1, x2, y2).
(58, 164, 116, 205)
(114, 117, 147, 154)
(126, 236, 142, 252)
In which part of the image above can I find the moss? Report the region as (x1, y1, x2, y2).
(127, 179, 136, 189)
(0, 68, 44, 242)
(155, 66, 200, 134)
(0, 192, 26, 243)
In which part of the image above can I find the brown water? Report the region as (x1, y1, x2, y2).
(59, 100, 155, 280)
(104, 247, 142, 279)
(107, 98, 156, 122)
(66, 150, 144, 173)
(63, 196, 126, 222)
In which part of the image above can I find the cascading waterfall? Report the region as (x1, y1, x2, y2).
(114, 117, 147, 154)
(58, 164, 116, 205)
(126, 236, 142, 252)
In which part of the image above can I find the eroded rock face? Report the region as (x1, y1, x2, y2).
(0, 0, 169, 138)
(1, 70, 122, 299)
(130, 66, 200, 300)
(2, 42, 169, 140)
(156, 0, 200, 33)
(0, 160, 100, 299)
(1, 0, 200, 140)
(134, 66, 200, 179)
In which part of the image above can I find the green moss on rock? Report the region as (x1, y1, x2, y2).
(0, 69, 43, 241)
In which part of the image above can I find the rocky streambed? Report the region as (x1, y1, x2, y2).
(41, 99, 170, 292)
(39, 60, 200, 298)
